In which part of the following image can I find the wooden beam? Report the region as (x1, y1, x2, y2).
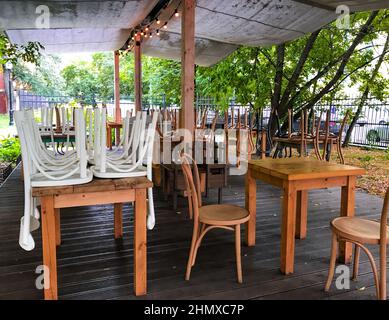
(134, 35, 142, 112)
(114, 50, 121, 122)
(290, 0, 334, 11)
(180, 0, 195, 132)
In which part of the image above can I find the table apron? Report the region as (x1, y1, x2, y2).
(53, 189, 136, 208)
(292, 176, 349, 190)
(249, 170, 283, 188)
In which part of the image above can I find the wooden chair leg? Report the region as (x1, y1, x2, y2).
(380, 244, 387, 300)
(187, 194, 193, 219)
(352, 244, 360, 280)
(185, 226, 199, 281)
(357, 243, 380, 299)
(337, 139, 345, 164)
(325, 233, 338, 292)
(235, 224, 243, 283)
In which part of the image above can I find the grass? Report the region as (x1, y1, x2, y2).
(273, 145, 389, 198)
(341, 146, 389, 198)
(0, 114, 9, 130)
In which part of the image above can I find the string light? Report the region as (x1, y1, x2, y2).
(125, 0, 182, 51)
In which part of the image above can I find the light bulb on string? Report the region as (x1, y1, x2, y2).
(144, 33, 148, 38)
(163, 22, 167, 29)
(174, 9, 179, 17)
(156, 29, 160, 36)
(140, 30, 144, 36)
(156, 18, 161, 24)
(149, 33, 153, 38)
(145, 26, 149, 32)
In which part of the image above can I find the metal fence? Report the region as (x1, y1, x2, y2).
(316, 97, 389, 149)
(17, 90, 389, 149)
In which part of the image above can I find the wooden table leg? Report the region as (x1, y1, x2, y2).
(245, 168, 256, 246)
(339, 176, 356, 264)
(134, 189, 147, 296)
(114, 203, 123, 239)
(107, 126, 112, 150)
(41, 196, 58, 300)
(115, 127, 121, 147)
(55, 208, 61, 246)
(281, 181, 297, 274)
(296, 190, 308, 240)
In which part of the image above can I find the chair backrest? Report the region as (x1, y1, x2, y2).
(181, 154, 202, 222)
(339, 110, 350, 138)
(380, 187, 389, 246)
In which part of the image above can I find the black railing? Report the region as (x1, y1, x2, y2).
(17, 90, 388, 149)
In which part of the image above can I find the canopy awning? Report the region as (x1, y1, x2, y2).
(2, 0, 388, 66)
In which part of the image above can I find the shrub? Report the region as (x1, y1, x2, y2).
(0, 137, 21, 164)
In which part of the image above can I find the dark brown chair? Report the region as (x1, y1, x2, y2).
(314, 109, 350, 164)
(325, 187, 389, 300)
(181, 154, 250, 283)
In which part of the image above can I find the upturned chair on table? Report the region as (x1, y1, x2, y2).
(181, 154, 250, 283)
(325, 187, 389, 300)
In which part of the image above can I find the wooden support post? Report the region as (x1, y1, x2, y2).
(114, 50, 121, 123)
(180, 0, 195, 133)
(261, 130, 267, 159)
(134, 35, 142, 112)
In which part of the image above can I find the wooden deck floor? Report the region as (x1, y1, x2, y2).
(0, 166, 386, 300)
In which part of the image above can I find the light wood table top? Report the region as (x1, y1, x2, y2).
(249, 158, 366, 181)
(32, 176, 152, 197)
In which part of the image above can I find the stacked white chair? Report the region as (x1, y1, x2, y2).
(90, 108, 159, 230)
(15, 108, 93, 251)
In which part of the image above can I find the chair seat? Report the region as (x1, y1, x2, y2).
(331, 217, 389, 244)
(31, 169, 93, 187)
(91, 165, 147, 179)
(199, 204, 250, 226)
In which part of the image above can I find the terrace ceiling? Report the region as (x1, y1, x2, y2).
(2, 0, 388, 66)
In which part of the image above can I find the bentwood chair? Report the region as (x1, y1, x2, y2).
(314, 109, 350, 164)
(181, 154, 250, 283)
(325, 187, 389, 300)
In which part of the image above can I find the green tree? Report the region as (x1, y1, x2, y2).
(196, 10, 388, 133)
(13, 54, 65, 96)
(0, 33, 43, 65)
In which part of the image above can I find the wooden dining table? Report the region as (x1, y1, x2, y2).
(32, 176, 152, 300)
(245, 158, 365, 274)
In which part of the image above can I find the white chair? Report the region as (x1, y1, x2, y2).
(90, 108, 159, 230)
(24, 110, 78, 168)
(15, 108, 93, 251)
